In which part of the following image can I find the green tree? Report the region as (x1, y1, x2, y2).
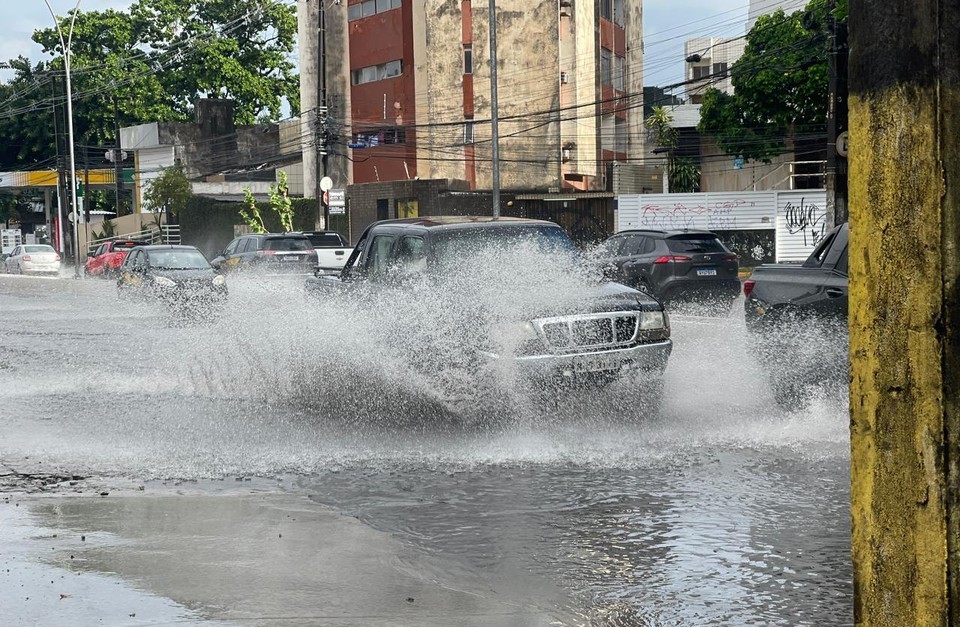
(269, 171, 294, 233)
(644, 107, 701, 193)
(0, 0, 298, 170)
(697, 0, 846, 162)
(143, 163, 192, 220)
(239, 189, 266, 234)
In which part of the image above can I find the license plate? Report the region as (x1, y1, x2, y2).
(697, 268, 718, 277)
(282, 256, 301, 262)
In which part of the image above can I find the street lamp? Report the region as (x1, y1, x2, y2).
(43, 0, 82, 278)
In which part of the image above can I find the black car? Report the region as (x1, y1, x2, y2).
(594, 229, 741, 306)
(743, 223, 849, 407)
(210, 233, 317, 274)
(117, 245, 227, 309)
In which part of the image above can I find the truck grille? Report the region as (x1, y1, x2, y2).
(537, 313, 639, 352)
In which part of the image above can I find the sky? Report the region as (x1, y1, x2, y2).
(1, 0, 755, 88)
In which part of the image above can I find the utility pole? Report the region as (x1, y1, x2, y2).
(488, 0, 501, 218)
(51, 74, 65, 255)
(318, 3, 329, 230)
(848, 1, 960, 625)
(824, 0, 848, 228)
(113, 95, 124, 216)
(44, 0, 82, 278)
(297, 0, 320, 215)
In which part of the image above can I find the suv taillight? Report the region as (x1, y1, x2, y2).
(22, 255, 31, 262)
(743, 280, 756, 298)
(724, 254, 739, 262)
(259, 250, 278, 255)
(653, 255, 692, 264)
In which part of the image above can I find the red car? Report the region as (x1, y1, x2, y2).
(86, 240, 149, 278)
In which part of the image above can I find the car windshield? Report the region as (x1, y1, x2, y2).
(666, 237, 726, 254)
(148, 250, 211, 270)
(265, 238, 312, 251)
(306, 234, 345, 247)
(24, 245, 55, 254)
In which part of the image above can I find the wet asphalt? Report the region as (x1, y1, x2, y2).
(0, 274, 851, 626)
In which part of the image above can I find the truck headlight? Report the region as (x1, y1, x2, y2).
(154, 276, 176, 288)
(639, 311, 666, 330)
(212, 275, 226, 286)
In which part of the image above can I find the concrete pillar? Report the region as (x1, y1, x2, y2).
(298, 0, 320, 200)
(848, 1, 960, 624)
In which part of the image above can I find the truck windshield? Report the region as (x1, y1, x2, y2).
(432, 227, 576, 268)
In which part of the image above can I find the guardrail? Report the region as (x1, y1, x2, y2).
(87, 225, 181, 255)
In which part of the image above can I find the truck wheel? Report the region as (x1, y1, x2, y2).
(770, 371, 808, 410)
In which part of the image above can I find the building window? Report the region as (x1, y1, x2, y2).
(613, 0, 625, 26)
(352, 60, 403, 85)
(692, 65, 710, 80)
(349, 0, 401, 21)
(376, 199, 390, 222)
(463, 120, 474, 144)
(613, 55, 625, 91)
(600, 49, 612, 86)
(463, 44, 473, 75)
(713, 62, 728, 77)
(600, 0, 612, 21)
(353, 127, 406, 146)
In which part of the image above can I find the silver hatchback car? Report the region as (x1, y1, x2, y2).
(2, 244, 61, 276)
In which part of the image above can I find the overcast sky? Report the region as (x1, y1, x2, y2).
(1, 1, 751, 88)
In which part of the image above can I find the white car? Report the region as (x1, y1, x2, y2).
(3, 244, 61, 276)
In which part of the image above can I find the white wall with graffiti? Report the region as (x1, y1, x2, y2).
(617, 190, 828, 263)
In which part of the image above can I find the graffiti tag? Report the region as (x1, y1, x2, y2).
(783, 198, 826, 246)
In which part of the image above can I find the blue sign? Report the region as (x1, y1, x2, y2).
(734, 156, 744, 170)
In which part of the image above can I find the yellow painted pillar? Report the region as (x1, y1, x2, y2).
(849, 0, 960, 625)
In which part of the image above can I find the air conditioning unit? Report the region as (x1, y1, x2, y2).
(560, 71, 570, 84)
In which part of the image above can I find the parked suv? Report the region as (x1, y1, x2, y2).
(211, 233, 317, 274)
(594, 229, 741, 306)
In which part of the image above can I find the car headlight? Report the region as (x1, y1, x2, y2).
(212, 275, 226, 286)
(639, 311, 666, 330)
(154, 276, 176, 287)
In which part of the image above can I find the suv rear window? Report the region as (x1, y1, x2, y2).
(305, 233, 346, 247)
(264, 237, 313, 251)
(666, 237, 726, 254)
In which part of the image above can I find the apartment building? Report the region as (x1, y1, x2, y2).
(683, 37, 745, 104)
(301, 0, 644, 192)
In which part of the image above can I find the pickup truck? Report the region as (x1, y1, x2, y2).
(299, 231, 354, 270)
(743, 223, 849, 407)
(305, 217, 673, 414)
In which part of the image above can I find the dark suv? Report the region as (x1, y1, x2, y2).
(210, 233, 317, 274)
(595, 229, 741, 306)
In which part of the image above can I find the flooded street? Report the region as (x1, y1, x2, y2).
(0, 275, 851, 625)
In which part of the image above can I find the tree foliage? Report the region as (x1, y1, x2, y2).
(698, 0, 846, 162)
(143, 163, 192, 217)
(644, 107, 700, 193)
(0, 0, 298, 170)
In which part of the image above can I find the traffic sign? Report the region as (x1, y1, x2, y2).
(319, 176, 334, 192)
(328, 189, 346, 208)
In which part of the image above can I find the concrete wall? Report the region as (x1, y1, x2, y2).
(699, 136, 796, 192)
